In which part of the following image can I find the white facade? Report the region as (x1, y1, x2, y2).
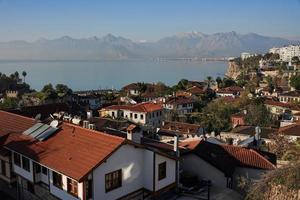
(10, 143, 176, 200)
(164, 103, 194, 115)
(182, 154, 228, 188)
(92, 144, 176, 200)
(106, 108, 163, 128)
(269, 45, 300, 62)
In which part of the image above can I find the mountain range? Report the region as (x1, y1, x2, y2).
(0, 31, 298, 60)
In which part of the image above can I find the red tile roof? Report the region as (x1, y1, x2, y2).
(0, 111, 35, 156)
(105, 102, 163, 113)
(4, 123, 125, 181)
(264, 100, 300, 110)
(0, 110, 35, 136)
(217, 86, 244, 94)
(278, 122, 300, 136)
(165, 97, 194, 105)
(191, 141, 275, 176)
(186, 86, 206, 95)
(161, 121, 201, 135)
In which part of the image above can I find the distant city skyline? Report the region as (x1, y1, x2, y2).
(0, 0, 300, 42)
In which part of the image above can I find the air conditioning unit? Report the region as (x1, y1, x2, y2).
(88, 124, 96, 130)
(83, 120, 89, 129)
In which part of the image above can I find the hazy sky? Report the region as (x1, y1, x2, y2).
(0, 0, 300, 42)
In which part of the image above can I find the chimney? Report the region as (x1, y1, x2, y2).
(87, 110, 93, 119)
(127, 130, 133, 141)
(173, 135, 179, 152)
(83, 120, 89, 129)
(243, 110, 247, 115)
(162, 121, 165, 126)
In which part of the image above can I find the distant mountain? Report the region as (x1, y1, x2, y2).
(0, 32, 297, 60)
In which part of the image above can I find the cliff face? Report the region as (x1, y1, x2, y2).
(225, 61, 241, 80)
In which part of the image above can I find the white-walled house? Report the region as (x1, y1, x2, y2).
(99, 102, 164, 129)
(181, 140, 276, 190)
(163, 97, 194, 115)
(4, 119, 177, 200)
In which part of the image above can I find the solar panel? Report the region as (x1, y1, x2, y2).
(30, 124, 52, 138)
(36, 127, 58, 141)
(23, 122, 59, 141)
(23, 123, 44, 135)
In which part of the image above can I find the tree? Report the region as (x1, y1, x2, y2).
(245, 102, 273, 127)
(0, 98, 18, 109)
(206, 76, 213, 88)
(291, 56, 300, 65)
(290, 75, 300, 90)
(41, 83, 57, 100)
(22, 71, 27, 83)
(196, 99, 238, 134)
(55, 84, 72, 97)
(216, 77, 222, 88)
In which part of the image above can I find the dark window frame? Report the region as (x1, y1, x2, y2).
(34, 163, 41, 173)
(67, 178, 78, 197)
(42, 166, 48, 175)
(1, 159, 7, 177)
(22, 156, 30, 172)
(53, 171, 63, 189)
(105, 169, 122, 192)
(14, 153, 21, 167)
(158, 162, 167, 181)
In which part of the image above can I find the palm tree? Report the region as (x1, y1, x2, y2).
(22, 71, 27, 83)
(206, 76, 212, 88)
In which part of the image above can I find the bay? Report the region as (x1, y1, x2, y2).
(0, 60, 227, 91)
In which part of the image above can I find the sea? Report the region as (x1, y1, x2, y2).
(0, 60, 228, 91)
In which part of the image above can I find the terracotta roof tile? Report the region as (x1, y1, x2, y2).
(192, 141, 275, 176)
(105, 102, 163, 113)
(5, 123, 125, 181)
(278, 122, 300, 136)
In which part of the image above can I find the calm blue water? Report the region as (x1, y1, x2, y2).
(0, 60, 227, 91)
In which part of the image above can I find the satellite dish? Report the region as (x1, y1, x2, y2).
(34, 113, 41, 121)
(50, 120, 59, 128)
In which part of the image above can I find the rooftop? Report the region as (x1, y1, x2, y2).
(191, 140, 276, 176)
(104, 102, 163, 113)
(278, 122, 300, 136)
(4, 122, 125, 181)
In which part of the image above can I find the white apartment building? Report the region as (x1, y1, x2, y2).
(269, 45, 300, 62)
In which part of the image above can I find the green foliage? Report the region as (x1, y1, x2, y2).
(219, 77, 236, 88)
(55, 84, 72, 97)
(290, 75, 300, 90)
(194, 99, 238, 133)
(41, 83, 58, 100)
(245, 101, 273, 127)
(0, 98, 18, 109)
(0, 72, 30, 93)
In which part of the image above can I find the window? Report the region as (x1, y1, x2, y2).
(112, 112, 115, 117)
(158, 162, 166, 181)
(105, 169, 122, 192)
(22, 157, 30, 172)
(14, 153, 21, 167)
(42, 166, 48, 175)
(130, 113, 133, 118)
(86, 179, 93, 199)
(53, 171, 63, 189)
(1, 160, 6, 177)
(67, 178, 78, 197)
(140, 114, 144, 120)
(34, 163, 41, 173)
(134, 114, 138, 119)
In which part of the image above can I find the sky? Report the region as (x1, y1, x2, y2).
(0, 0, 300, 42)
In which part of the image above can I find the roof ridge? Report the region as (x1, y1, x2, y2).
(63, 122, 125, 141)
(0, 110, 35, 121)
